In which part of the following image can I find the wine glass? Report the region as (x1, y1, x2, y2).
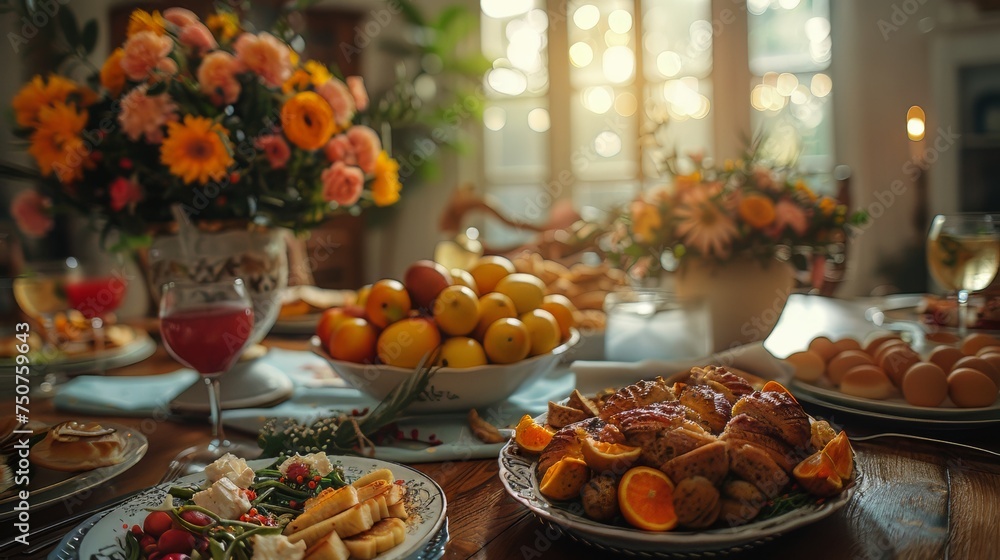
(64, 255, 129, 373)
(159, 279, 257, 470)
(926, 213, 1000, 337)
(13, 259, 71, 394)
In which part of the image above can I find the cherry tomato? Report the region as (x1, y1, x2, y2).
(161, 554, 191, 560)
(179, 510, 213, 527)
(143, 511, 173, 538)
(158, 529, 195, 555)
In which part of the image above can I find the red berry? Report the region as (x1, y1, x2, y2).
(179, 510, 213, 527)
(308, 481, 316, 489)
(158, 529, 195, 555)
(120, 158, 133, 169)
(161, 554, 191, 560)
(143, 511, 173, 539)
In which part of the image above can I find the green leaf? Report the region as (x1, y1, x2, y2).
(81, 19, 97, 53)
(57, 5, 80, 48)
(395, 0, 426, 27)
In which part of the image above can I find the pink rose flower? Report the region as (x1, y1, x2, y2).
(233, 32, 291, 88)
(164, 7, 199, 28)
(770, 198, 809, 237)
(321, 162, 364, 206)
(11, 190, 53, 238)
(346, 125, 381, 175)
(118, 84, 178, 143)
(255, 134, 291, 169)
(347, 76, 369, 112)
(109, 177, 143, 211)
(197, 51, 242, 106)
(179, 22, 217, 55)
(323, 135, 355, 165)
(315, 78, 355, 128)
(121, 30, 174, 81)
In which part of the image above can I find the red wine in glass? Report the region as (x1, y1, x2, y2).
(64, 277, 126, 319)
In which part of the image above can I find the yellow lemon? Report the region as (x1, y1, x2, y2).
(376, 318, 441, 369)
(495, 273, 546, 314)
(521, 309, 560, 356)
(450, 268, 480, 296)
(437, 336, 488, 368)
(469, 255, 516, 294)
(432, 285, 480, 336)
(475, 292, 518, 340)
(483, 317, 531, 364)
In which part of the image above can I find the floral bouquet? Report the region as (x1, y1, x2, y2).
(604, 142, 866, 280)
(7, 7, 401, 247)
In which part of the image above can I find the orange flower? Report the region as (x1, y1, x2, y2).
(160, 116, 234, 184)
(12, 74, 81, 127)
(127, 9, 166, 37)
(100, 49, 126, 97)
(738, 194, 776, 229)
(371, 151, 402, 207)
(28, 102, 90, 183)
(630, 200, 662, 244)
(818, 196, 837, 216)
(281, 91, 336, 151)
(794, 179, 818, 201)
(206, 12, 241, 42)
(675, 199, 738, 258)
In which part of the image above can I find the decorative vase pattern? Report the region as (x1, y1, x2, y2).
(147, 228, 288, 345)
(674, 257, 796, 352)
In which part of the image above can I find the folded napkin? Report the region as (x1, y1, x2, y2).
(54, 369, 199, 416)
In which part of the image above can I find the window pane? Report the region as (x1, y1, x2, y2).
(748, 0, 831, 74)
(642, 79, 714, 178)
(481, 2, 549, 98)
(484, 98, 549, 182)
(641, 0, 712, 81)
(574, 181, 638, 215)
(572, 88, 638, 180)
(480, 184, 549, 248)
(569, 0, 637, 88)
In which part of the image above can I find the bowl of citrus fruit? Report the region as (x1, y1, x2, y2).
(311, 256, 581, 413)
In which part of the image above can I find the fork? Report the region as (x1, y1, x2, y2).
(0, 459, 191, 557)
(850, 432, 1000, 458)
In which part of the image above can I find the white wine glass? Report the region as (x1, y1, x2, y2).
(926, 213, 1000, 337)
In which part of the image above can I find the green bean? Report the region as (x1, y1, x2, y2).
(251, 486, 275, 506)
(169, 486, 197, 500)
(252, 479, 311, 498)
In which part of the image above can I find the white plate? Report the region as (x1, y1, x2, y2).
(793, 390, 1000, 428)
(73, 457, 447, 560)
(0, 423, 148, 520)
(789, 378, 1000, 420)
(498, 438, 856, 555)
(0, 327, 156, 377)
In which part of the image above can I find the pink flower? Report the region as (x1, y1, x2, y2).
(179, 22, 217, 55)
(121, 30, 174, 81)
(118, 84, 178, 143)
(11, 190, 53, 238)
(109, 177, 143, 211)
(233, 32, 291, 87)
(347, 76, 369, 112)
(255, 134, 291, 169)
(321, 162, 364, 206)
(164, 7, 199, 28)
(346, 126, 381, 174)
(323, 135, 355, 165)
(197, 51, 242, 105)
(315, 78, 355, 128)
(770, 198, 809, 237)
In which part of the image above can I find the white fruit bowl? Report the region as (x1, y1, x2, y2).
(311, 328, 579, 413)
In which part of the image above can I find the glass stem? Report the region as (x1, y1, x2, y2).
(957, 289, 970, 338)
(91, 316, 105, 374)
(205, 376, 227, 447)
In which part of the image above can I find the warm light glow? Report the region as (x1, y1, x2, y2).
(483, 106, 506, 130)
(691, 98, 710, 120)
(805, 17, 831, 41)
(603, 45, 634, 83)
(664, 79, 708, 118)
(487, 67, 527, 95)
(604, 30, 630, 47)
(656, 51, 682, 77)
(594, 130, 622, 157)
(481, 0, 532, 19)
(779, 0, 801, 9)
(573, 4, 600, 30)
(776, 73, 798, 96)
(907, 106, 926, 141)
(608, 10, 633, 33)
(528, 107, 550, 132)
(615, 92, 637, 116)
(810, 73, 832, 97)
(747, 0, 769, 15)
(583, 86, 614, 113)
(790, 84, 810, 105)
(569, 42, 594, 67)
(762, 71, 779, 87)
(507, 26, 543, 72)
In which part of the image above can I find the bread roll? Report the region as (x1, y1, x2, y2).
(807, 337, 838, 362)
(786, 350, 826, 382)
(31, 422, 126, 472)
(827, 350, 874, 386)
(839, 365, 895, 400)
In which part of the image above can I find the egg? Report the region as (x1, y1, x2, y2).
(827, 350, 875, 386)
(975, 345, 1000, 357)
(925, 332, 960, 345)
(873, 339, 909, 364)
(863, 332, 902, 356)
(901, 362, 948, 407)
(879, 346, 920, 387)
(960, 333, 999, 356)
(808, 336, 839, 362)
(840, 365, 895, 400)
(833, 338, 862, 354)
(952, 356, 1000, 387)
(928, 346, 965, 372)
(947, 368, 999, 408)
(979, 352, 1000, 376)
(786, 350, 826, 382)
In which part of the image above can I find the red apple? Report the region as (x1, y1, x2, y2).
(316, 307, 353, 348)
(404, 260, 453, 310)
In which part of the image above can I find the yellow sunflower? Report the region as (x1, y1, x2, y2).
(206, 12, 240, 42)
(12, 74, 81, 127)
(281, 91, 335, 151)
(29, 102, 89, 183)
(737, 194, 776, 229)
(100, 49, 126, 97)
(282, 60, 333, 93)
(818, 196, 838, 216)
(371, 151, 402, 207)
(160, 116, 234, 184)
(127, 9, 166, 37)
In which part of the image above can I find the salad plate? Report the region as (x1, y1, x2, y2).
(54, 456, 447, 560)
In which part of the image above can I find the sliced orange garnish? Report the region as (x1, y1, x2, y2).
(761, 380, 798, 403)
(792, 450, 843, 497)
(821, 430, 854, 480)
(617, 466, 678, 531)
(580, 437, 641, 475)
(538, 457, 589, 501)
(514, 414, 554, 454)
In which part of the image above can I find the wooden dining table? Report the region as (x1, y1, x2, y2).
(7, 298, 1000, 560)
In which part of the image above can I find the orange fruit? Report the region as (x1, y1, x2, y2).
(432, 285, 480, 336)
(355, 284, 372, 308)
(365, 279, 412, 328)
(475, 292, 517, 339)
(580, 437, 641, 475)
(538, 456, 589, 501)
(514, 414, 554, 453)
(316, 307, 354, 347)
(792, 450, 843, 497)
(761, 380, 797, 403)
(328, 318, 377, 363)
(436, 336, 487, 368)
(376, 318, 441, 368)
(469, 256, 516, 294)
(450, 268, 479, 296)
(483, 318, 531, 364)
(821, 430, 854, 480)
(541, 294, 577, 341)
(520, 309, 561, 356)
(494, 273, 546, 314)
(617, 466, 678, 531)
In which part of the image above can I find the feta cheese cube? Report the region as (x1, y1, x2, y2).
(251, 534, 306, 560)
(278, 452, 333, 478)
(204, 453, 255, 488)
(192, 478, 251, 520)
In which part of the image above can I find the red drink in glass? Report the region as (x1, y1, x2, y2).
(65, 276, 126, 319)
(161, 304, 254, 375)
